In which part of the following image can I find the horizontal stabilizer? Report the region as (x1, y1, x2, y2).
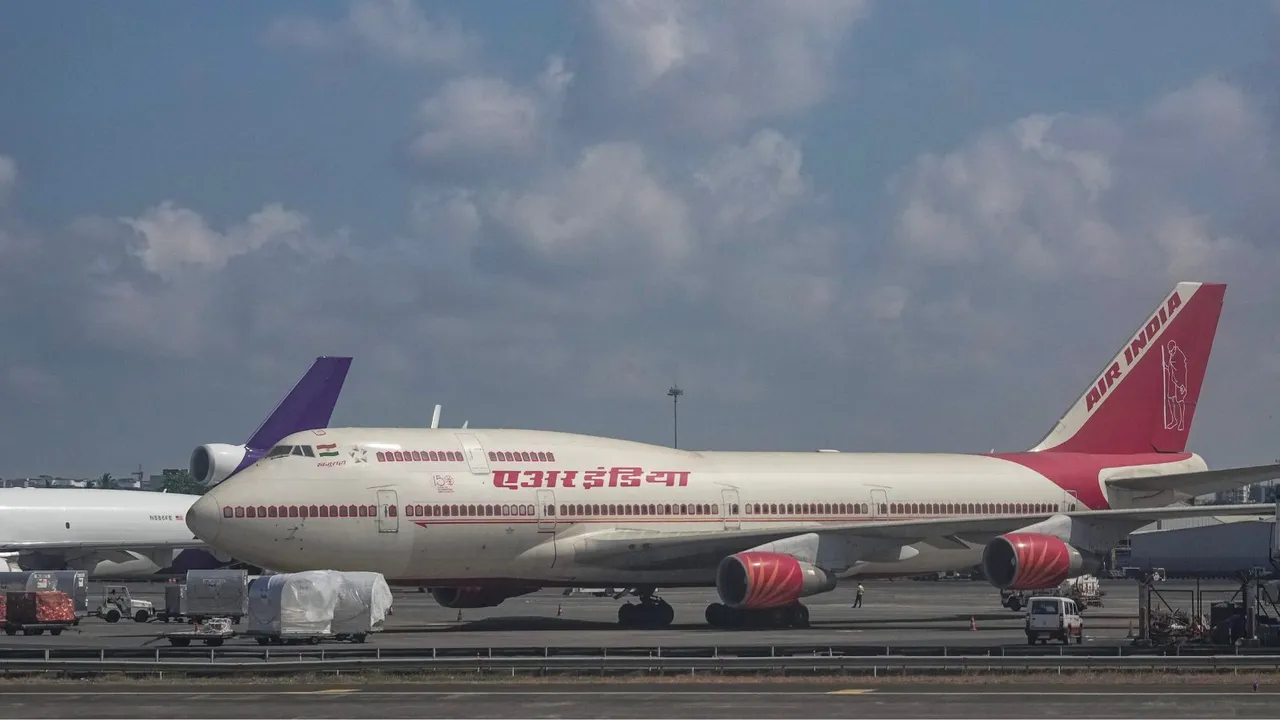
(1106, 462, 1280, 497)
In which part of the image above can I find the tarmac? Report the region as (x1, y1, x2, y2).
(1, 577, 1244, 649)
(0, 682, 1276, 718)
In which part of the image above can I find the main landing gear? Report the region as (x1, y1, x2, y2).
(705, 602, 811, 629)
(616, 591, 675, 629)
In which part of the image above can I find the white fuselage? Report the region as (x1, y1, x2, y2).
(0, 488, 209, 579)
(189, 428, 1206, 586)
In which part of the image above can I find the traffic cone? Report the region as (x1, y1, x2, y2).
(556, 603, 563, 617)
(970, 616, 977, 631)
(1126, 621, 1135, 638)
(456, 608, 462, 622)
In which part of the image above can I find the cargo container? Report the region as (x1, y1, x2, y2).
(184, 569, 248, 622)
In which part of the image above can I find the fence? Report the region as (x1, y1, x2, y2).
(3, 644, 1280, 677)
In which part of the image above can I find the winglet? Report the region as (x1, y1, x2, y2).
(244, 356, 352, 451)
(1031, 282, 1226, 454)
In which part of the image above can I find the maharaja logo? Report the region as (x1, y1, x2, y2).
(317, 443, 340, 457)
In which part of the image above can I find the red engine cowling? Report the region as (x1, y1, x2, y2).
(715, 551, 837, 609)
(429, 586, 539, 609)
(982, 533, 1084, 590)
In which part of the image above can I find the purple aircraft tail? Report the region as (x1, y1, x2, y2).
(244, 356, 353, 451)
(188, 356, 352, 486)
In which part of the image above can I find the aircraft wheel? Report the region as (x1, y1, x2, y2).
(788, 604, 810, 629)
(618, 603, 639, 627)
(705, 603, 728, 627)
(657, 601, 675, 627)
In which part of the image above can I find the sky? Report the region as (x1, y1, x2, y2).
(2, 0, 1279, 478)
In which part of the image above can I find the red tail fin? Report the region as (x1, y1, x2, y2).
(1031, 282, 1226, 454)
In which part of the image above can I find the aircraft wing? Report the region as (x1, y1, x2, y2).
(0, 539, 209, 553)
(1105, 461, 1280, 497)
(561, 502, 1274, 572)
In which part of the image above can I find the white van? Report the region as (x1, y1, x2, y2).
(1025, 596, 1084, 645)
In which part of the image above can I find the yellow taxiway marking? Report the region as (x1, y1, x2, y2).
(827, 689, 876, 695)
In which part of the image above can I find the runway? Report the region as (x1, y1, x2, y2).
(0, 682, 1276, 718)
(2, 578, 1228, 649)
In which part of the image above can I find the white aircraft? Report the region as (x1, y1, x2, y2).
(186, 282, 1278, 629)
(0, 356, 353, 580)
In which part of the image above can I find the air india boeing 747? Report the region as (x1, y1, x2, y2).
(185, 282, 1277, 629)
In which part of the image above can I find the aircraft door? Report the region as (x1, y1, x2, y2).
(1063, 489, 1079, 512)
(721, 489, 741, 530)
(455, 433, 491, 475)
(870, 489, 888, 520)
(377, 489, 399, 533)
(536, 490, 557, 533)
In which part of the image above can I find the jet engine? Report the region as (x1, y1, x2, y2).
(429, 586, 540, 609)
(715, 551, 837, 610)
(981, 532, 1087, 590)
(189, 444, 248, 486)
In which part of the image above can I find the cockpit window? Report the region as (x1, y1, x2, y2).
(267, 445, 315, 459)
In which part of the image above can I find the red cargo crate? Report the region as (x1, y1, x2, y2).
(5, 591, 73, 624)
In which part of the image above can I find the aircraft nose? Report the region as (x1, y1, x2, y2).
(186, 492, 222, 545)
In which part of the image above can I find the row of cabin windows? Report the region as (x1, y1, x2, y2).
(746, 501, 1064, 516)
(488, 450, 556, 462)
(224, 504, 378, 519)
(403, 501, 1067, 520)
(405, 504, 539, 518)
(404, 502, 731, 518)
(228, 500, 1069, 522)
(378, 450, 462, 463)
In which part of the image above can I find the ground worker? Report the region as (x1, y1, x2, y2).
(853, 583, 865, 608)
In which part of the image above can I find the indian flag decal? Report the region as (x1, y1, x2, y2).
(317, 443, 339, 457)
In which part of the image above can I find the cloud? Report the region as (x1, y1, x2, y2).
(7, 4, 1280, 478)
(571, 0, 870, 137)
(411, 57, 572, 167)
(487, 142, 695, 270)
(118, 201, 325, 281)
(887, 77, 1278, 290)
(267, 0, 477, 69)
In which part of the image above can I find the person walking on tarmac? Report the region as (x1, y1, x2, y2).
(853, 583, 865, 608)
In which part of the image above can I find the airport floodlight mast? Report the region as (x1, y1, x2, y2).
(667, 384, 683, 448)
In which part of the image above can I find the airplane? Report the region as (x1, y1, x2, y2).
(185, 282, 1280, 629)
(0, 356, 353, 580)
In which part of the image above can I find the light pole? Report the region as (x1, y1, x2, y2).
(667, 385, 683, 449)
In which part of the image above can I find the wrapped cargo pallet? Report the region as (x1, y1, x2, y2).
(247, 570, 341, 636)
(6, 591, 75, 624)
(331, 572, 393, 636)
